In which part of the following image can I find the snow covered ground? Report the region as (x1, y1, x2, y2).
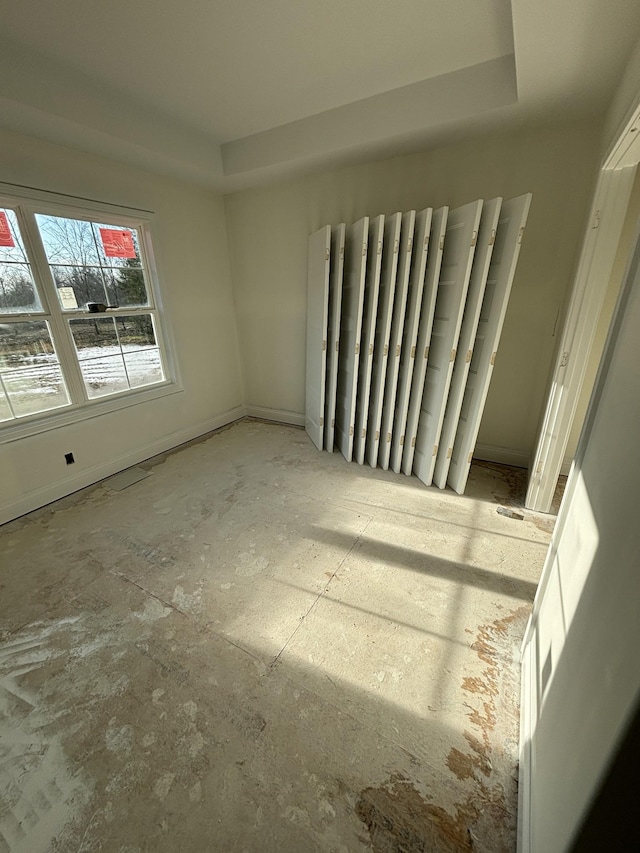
(0, 345, 164, 419)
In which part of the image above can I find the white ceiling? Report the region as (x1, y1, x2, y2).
(1, 0, 639, 190)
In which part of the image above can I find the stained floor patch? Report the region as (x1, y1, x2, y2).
(356, 773, 472, 853)
(357, 769, 520, 853)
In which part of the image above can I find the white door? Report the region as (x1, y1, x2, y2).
(366, 213, 402, 467)
(324, 223, 346, 452)
(413, 200, 483, 486)
(378, 210, 416, 470)
(402, 207, 449, 475)
(354, 215, 384, 464)
(432, 198, 502, 489)
(335, 216, 369, 462)
(389, 208, 433, 473)
(525, 166, 635, 513)
(448, 193, 532, 495)
(305, 224, 331, 451)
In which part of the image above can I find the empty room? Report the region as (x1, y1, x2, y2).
(1, 2, 639, 851)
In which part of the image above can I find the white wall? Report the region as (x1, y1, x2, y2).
(225, 118, 602, 461)
(0, 129, 244, 523)
(521, 223, 640, 853)
(602, 33, 640, 159)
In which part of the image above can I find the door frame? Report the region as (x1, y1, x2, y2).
(525, 103, 640, 513)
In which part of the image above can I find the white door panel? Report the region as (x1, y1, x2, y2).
(378, 210, 416, 470)
(324, 223, 346, 452)
(366, 213, 402, 467)
(354, 215, 384, 464)
(448, 194, 532, 494)
(305, 224, 331, 451)
(433, 198, 502, 488)
(390, 208, 433, 473)
(335, 217, 369, 462)
(402, 207, 449, 475)
(413, 200, 483, 486)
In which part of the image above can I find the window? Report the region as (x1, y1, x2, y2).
(0, 188, 175, 436)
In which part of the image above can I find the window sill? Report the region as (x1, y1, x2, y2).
(0, 381, 183, 444)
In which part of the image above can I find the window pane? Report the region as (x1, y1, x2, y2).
(106, 266, 149, 308)
(36, 214, 101, 266)
(69, 317, 119, 358)
(124, 349, 164, 387)
(0, 321, 70, 417)
(69, 314, 163, 395)
(79, 354, 128, 399)
(116, 314, 156, 350)
(2, 366, 69, 416)
(0, 261, 42, 313)
(0, 386, 12, 421)
(52, 265, 110, 309)
(0, 321, 60, 369)
(36, 215, 150, 310)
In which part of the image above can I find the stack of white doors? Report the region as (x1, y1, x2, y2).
(305, 193, 532, 495)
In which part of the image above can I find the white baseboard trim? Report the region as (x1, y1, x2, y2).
(245, 405, 305, 427)
(473, 443, 529, 469)
(0, 405, 247, 526)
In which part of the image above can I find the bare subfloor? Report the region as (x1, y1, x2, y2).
(0, 421, 553, 853)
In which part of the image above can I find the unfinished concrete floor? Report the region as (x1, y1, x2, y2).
(0, 420, 553, 853)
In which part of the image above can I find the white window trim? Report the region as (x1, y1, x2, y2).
(0, 183, 182, 443)
(0, 382, 183, 443)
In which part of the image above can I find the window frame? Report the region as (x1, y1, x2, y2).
(0, 183, 181, 443)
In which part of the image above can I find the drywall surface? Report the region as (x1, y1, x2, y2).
(564, 168, 640, 463)
(225, 118, 601, 460)
(602, 33, 640, 157)
(523, 227, 640, 853)
(0, 129, 244, 523)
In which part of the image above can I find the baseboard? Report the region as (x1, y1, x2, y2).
(0, 405, 247, 526)
(473, 443, 529, 469)
(245, 405, 305, 427)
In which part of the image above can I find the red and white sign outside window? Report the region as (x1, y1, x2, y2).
(0, 212, 16, 248)
(99, 228, 136, 259)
